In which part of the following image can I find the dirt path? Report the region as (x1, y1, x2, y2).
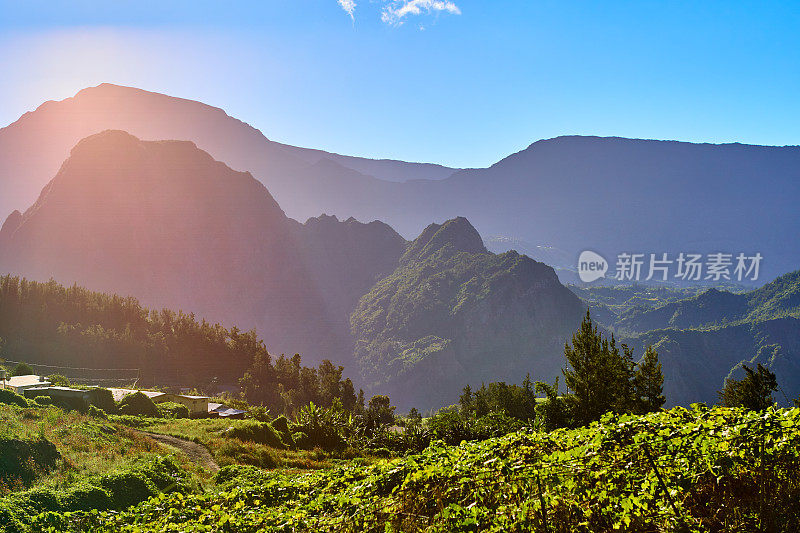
(133, 430, 219, 472)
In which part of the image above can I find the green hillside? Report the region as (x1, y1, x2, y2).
(351, 218, 586, 410)
(28, 405, 800, 532)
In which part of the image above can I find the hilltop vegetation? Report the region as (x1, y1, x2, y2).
(351, 217, 585, 409)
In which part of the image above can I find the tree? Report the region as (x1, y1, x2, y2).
(459, 384, 474, 415)
(365, 395, 396, 428)
(11, 362, 34, 376)
(47, 374, 71, 387)
(562, 311, 631, 425)
(718, 363, 777, 410)
(632, 346, 665, 413)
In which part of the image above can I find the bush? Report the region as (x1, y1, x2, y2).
(32, 396, 52, 406)
(46, 374, 71, 387)
(215, 439, 280, 468)
(100, 471, 157, 509)
(157, 402, 190, 419)
(88, 405, 108, 419)
(88, 388, 117, 414)
(223, 421, 287, 449)
(427, 408, 475, 445)
(59, 484, 112, 511)
(7, 487, 61, 515)
(473, 412, 525, 439)
(214, 464, 272, 488)
(0, 389, 28, 408)
(0, 438, 60, 486)
(118, 392, 160, 417)
(138, 456, 189, 493)
(271, 415, 294, 446)
(11, 363, 33, 377)
(0, 501, 24, 533)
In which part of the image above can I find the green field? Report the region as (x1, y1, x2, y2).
(3, 404, 799, 532)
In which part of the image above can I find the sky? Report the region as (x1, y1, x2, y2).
(1, 1, 799, 168)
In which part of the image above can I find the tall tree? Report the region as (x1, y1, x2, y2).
(563, 311, 628, 425)
(632, 345, 666, 414)
(718, 363, 777, 411)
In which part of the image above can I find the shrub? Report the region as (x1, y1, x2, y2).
(8, 487, 60, 514)
(0, 389, 28, 408)
(138, 456, 189, 493)
(11, 363, 33, 377)
(59, 484, 112, 511)
(0, 438, 60, 486)
(427, 408, 475, 445)
(215, 438, 280, 468)
(118, 392, 160, 418)
(88, 388, 117, 414)
(271, 415, 294, 446)
(157, 402, 190, 419)
(214, 464, 272, 488)
(32, 396, 52, 406)
(0, 501, 24, 533)
(473, 411, 525, 439)
(100, 471, 157, 509)
(46, 374, 71, 387)
(88, 405, 108, 419)
(223, 421, 287, 449)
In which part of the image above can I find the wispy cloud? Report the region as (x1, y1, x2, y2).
(381, 0, 461, 25)
(338, 0, 356, 21)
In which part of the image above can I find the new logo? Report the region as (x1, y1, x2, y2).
(578, 250, 608, 282)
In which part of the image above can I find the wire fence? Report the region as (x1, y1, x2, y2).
(2, 359, 140, 387)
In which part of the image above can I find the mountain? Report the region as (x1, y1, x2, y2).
(0, 83, 456, 227)
(0, 131, 587, 409)
(613, 270, 800, 334)
(4, 85, 800, 281)
(0, 130, 405, 369)
(351, 217, 586, 409)
(573, 271, 800, 406)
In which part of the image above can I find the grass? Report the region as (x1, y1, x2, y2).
(111, 415, 367, 470)
(0, 405, 194, 494)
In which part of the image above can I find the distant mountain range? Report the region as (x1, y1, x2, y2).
(577, 271, 800, 406)
(3, 84, 800, 282)
(0, 131, 584, 409)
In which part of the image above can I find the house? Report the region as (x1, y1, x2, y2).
(108, 388, 210, 417)
(22, 386, 92, 409)
(1, 375, 52, 394)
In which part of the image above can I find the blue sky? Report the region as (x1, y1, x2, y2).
(1, 1, 799, 168)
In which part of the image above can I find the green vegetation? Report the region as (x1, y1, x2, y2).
(240, 354, 359, 416)
(29, 405, 800, 532)
(719, 363, 779, 410)
(351, 217, 584, 409)
(0, 275, 272, 386)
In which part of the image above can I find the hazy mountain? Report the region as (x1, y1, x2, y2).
(0, 131, 404, 368)
(351, 217, 587, 409)
(0, 83, 456, 226)
(4, 85, 800, 281)
(0, 131, 587, 409)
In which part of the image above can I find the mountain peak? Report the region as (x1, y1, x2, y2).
(403, 216, 486, 262)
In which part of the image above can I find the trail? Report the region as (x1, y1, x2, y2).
(132, 429, 219, 472)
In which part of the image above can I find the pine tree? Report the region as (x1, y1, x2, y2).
(718, 363, 777, 411)
(563, 311, 626, 425)
(632, 345, 665, 413)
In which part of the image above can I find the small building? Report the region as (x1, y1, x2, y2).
(208, 402, 247, 419)
(108, 388, 210, 417)
(23, 386, 92, 409)
(2, 375, 52, 394)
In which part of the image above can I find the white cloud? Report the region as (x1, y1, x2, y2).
(381, 0, 461, 25)
(338, 0, 356, 20)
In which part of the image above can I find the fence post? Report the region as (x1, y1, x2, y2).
(537, 472, 549, 533)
